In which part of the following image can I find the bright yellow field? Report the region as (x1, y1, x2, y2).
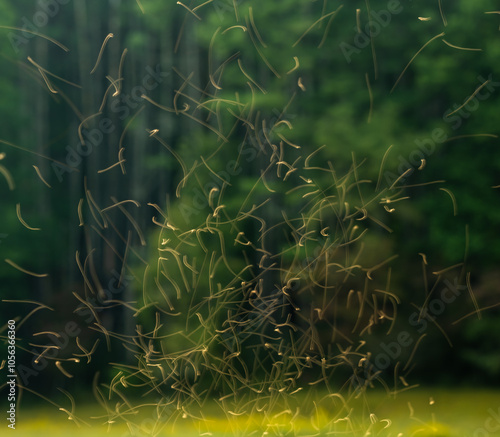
(9, 388, 500, 436)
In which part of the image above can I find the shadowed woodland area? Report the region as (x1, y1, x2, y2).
(1, 0, 500, 435)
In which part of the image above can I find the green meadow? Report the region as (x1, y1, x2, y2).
(13, 388, 500, 436)
(2, 2, 500, 436)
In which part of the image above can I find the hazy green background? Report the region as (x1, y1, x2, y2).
(0, 0, 499, 434)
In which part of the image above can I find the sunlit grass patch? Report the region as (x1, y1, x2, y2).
(13, 388, 500, 436)
(1, 2, 499, 437)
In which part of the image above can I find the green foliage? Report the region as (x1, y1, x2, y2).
(1, 1, 500, 435)
(462, 315, 500, 379)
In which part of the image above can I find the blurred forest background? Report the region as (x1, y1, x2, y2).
(1, 0, 500, 405)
